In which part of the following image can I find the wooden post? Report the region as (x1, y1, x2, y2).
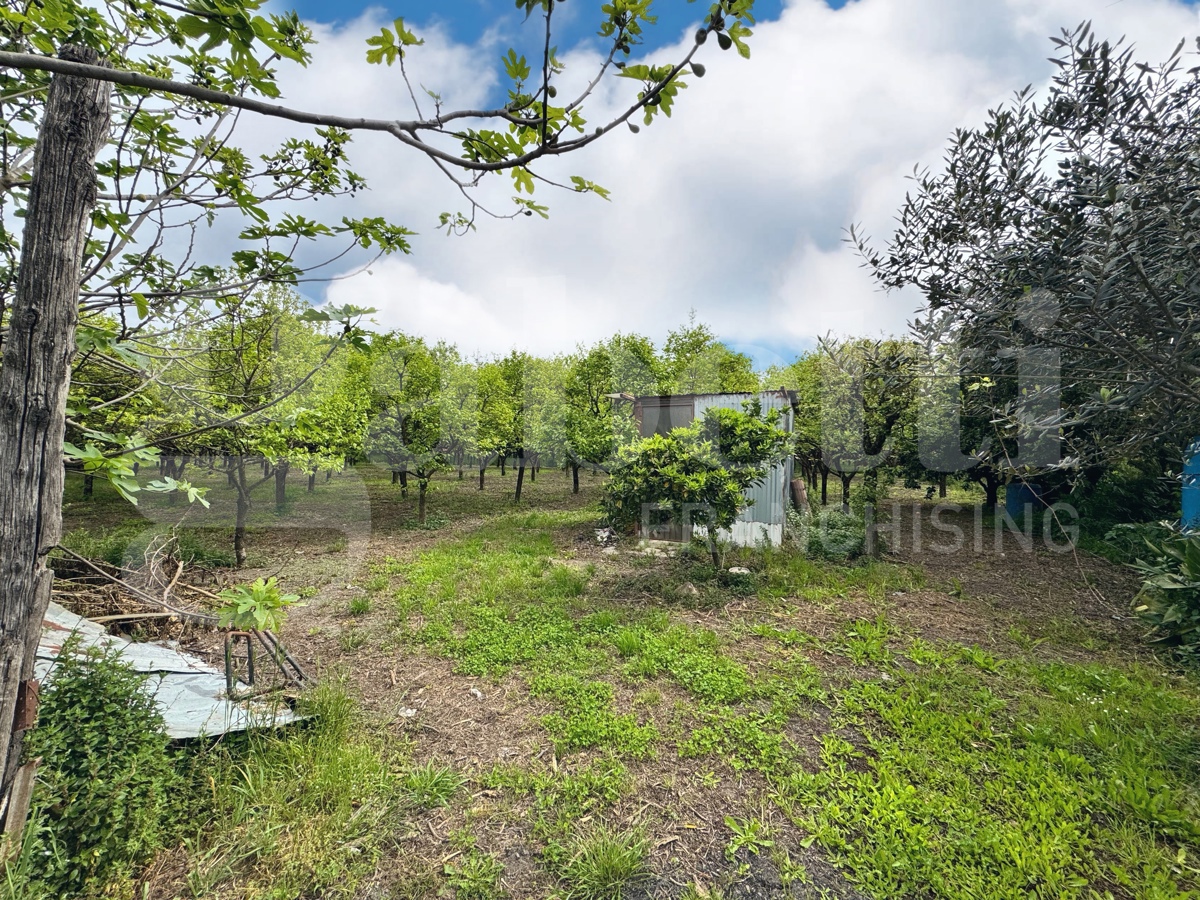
(0, 45, 110, 826)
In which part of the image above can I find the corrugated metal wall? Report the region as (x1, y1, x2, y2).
(692, 392, 794, 529)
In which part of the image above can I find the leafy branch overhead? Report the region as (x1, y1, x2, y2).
(0, 0, 757, 505)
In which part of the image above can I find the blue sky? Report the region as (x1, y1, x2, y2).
(287, 1, 814, 50)
(241, 0, 1200, 365)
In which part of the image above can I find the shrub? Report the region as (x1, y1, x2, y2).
(23, 637, 181, 897)
(788, 507, 866, 561)
(216, 576, 300, 631)
(1073, 460, 1180, 536)
(602, 402, 791, 567)
(1129, 525, 1200, 652)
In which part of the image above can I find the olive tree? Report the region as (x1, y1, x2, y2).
(854, 24, 1200, 474)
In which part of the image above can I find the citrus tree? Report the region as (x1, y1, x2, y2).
(603, 400, 790, 567)
(366, 331, 446, 523)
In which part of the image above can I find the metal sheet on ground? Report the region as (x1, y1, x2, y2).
(36, 602, 300, 739)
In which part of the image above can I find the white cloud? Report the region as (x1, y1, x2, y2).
(258, 0, 1199, 362)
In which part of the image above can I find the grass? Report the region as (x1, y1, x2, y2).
(50, 470, 1200, 899)
(772, 645, 1200, 899)
(177, 682, 406, 900)
(443, 851, 506, 899)
(401, 762, 465, 808)
(558, 823, 649, 900)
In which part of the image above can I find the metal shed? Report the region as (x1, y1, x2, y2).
(632, 390, 794, 547)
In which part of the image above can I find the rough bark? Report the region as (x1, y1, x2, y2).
(274, 460, 289, 511)
(0, 46, 110, 821)
(308, 472, 316, 493)
(233, 457, 250, 567)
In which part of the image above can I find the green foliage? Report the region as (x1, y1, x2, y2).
(788, 507, 866, 561)
(623, 625, 751, 704)
(55, 524, 236, 570)
(179, 682, 405, 898)
(1099, 520, 1179, 566)
(366, 332, 448, 497)
(602, 401, 790, 562)
(216, 576, 300, 631)
(444, 851, 505, 899)
(1129, 526, 1200, 652)
(22, 638, 181, 898)
(679, 708, 788, 773)
(838, 616, 893, 665)
(662, 313, 758, 394)
(777, 652, 1200, 899)
(364, 16, 424, 66)
(1073, 460, 1181, 540)
(724, 815, 773, 861)
(530, 674, 658, 757)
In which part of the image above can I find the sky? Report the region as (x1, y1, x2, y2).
(242, 0, 1200, 368)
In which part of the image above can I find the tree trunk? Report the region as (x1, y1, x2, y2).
(572, 463, 580, 494)
(841, 474, 853, 514)
(984, 475, 1001, 509)
(479, 463, 486, 491)
(707, 533, 721, 568)
(529, 452, 537, 483)
(418, 481, 428, 524)
(820, 468, 828, 506)
(326, 469, 333, 483)
(274, 461, 289, 512)
(82, 474, 93, 500)
(500, 455, 506, 476)
(515, 449, 526, 502)
(939, 472, 947, 499)
(0, 46, 109, 820)
(392, 470, 399, 485)
(399, 467, 408, 498)
(234, 457, 250, 568)
(308, 472, 316, 493)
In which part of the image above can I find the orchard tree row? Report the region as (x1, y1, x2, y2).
(65, 290, 768, 546)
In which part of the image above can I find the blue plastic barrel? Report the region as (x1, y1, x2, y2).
(1005, 482, 1042, 521)
(1184, 440, 1200, 531)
